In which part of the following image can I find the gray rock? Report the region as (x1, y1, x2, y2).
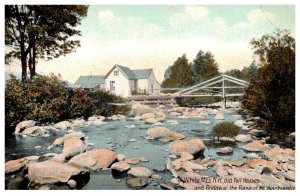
(126, 177, 149, 189)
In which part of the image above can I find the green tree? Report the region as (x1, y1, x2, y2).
(192, 50, 219, 82)
(5, 5, 88, 81)
(162, 54, 193, 88)
(242, 29, 295, 132)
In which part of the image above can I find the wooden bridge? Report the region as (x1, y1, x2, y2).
(128, 74, 249, 108)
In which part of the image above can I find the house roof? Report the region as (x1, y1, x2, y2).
(132, 69, 152, 79)
(74, 75, 105, 89)
(117, 65, 137, 79)
(107, 64, 152, 80)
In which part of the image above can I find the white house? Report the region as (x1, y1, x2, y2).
(74, 64, 161, 97)
(105, 64, 160, 97)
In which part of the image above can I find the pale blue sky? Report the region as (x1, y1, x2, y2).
(6, 5, 295, 83)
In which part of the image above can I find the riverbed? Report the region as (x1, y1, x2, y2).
(5, 104, 255, 190)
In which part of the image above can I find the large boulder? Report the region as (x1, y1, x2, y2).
(5, 156, 39, 174)
(141, 113, 156, 120)
(146, 126, 185, 142)
(242, 141, 267, 152)
(52, 131, 85, 147)
(15, 120, 36, 135)
(22, 126, 46, 136)
(169, 139, 206, 156)
(235, 134, 252, 142)
(132, 102, 154, 115)
(147, 126, 171, 139)
(128, 166, 152, 177)
(54, 121, 72, 130)
(27, 160, 89, 184)
(68, 148, 117, 170)
(144, 118, 158, 124)
(62, 138, 87, 158)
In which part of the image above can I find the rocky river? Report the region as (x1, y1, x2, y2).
(5, 102, 295, 190)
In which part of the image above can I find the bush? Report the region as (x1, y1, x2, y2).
(67, 88, 94, 119)
(212, 121, 240, 140)
(5, 74, 69, 128)
(5, 74, 130, 136)
(87, 90, 130, 117)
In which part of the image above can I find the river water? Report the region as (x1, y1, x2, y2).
(5, 106, 249, 190)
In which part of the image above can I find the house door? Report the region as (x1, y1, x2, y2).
(110, 81, 115, 92)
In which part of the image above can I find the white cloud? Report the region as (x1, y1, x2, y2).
(247, 9, 275, 26)
(98, 10, 115, 24)
(170, 6, 209, 28)
(213, 17, 229, 38)
(185, 6, 209, 18)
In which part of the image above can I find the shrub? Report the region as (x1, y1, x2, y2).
(5, 74, 131, 136)
(67, 88, 94, 119)
(212, 121, 240, 140)
(87, 90, 130, 117)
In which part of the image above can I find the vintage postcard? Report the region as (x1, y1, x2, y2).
(3, 2, 296, 191)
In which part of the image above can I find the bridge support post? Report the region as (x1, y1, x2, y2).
(222, 97, 226, 109)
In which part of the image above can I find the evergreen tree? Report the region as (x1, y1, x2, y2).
(192, 50, 219, 82)
(162, 54, 193, 88)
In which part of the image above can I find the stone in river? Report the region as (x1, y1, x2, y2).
(128, 166, 152, 177)
(5, 156, 39, 174)
(284, 171, 295, 182)
(242, 140, 267, 152)
(169, 138, 206, 156)
(68, 148, 117, 170)
(111, 161, 131, 176)
(141, 113, 156, 120)
(214, 113, 224, 120)
(125, 157, 140, 165)
(235, 134, 252, 142)
(23, 126, 46, 136)
(160, 181, 176, 190)
(216, 146, 233, 155)
(62, 137, 87, 158)
(51, 131, 85, 147)
(117, 154, 126, 161)
(67, 179, 77, 188)
(27, 160, 89, 184)
(145, 118, 158, 124)
(126, 177, 149, 189)
(15, 120, 36, 135)
(199, 120, 211, 125)
(146, 126, 169, 139)
(54, 121, 72, 130)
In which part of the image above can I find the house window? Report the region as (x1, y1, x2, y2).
(151, 84, 154, 93)
(110, 81, 115, 91)
(114, 70, 119, 76)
